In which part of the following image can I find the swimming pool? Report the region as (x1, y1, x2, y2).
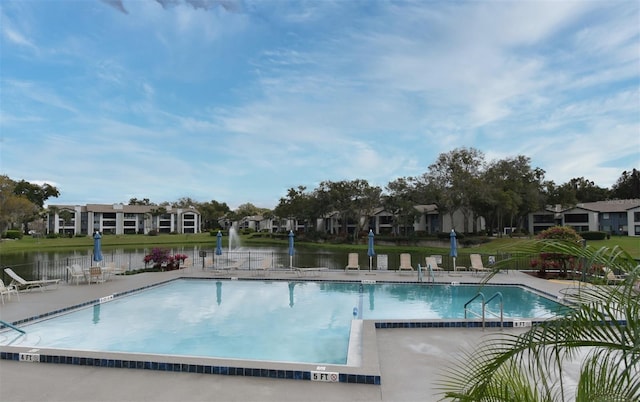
(1, 279, 565, 366)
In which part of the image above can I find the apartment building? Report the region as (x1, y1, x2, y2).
(528, 199, 640, 236)
(47, 203, 201, 236)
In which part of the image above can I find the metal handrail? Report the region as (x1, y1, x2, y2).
(464, 292, 504, 328)
(464, 292, 485, 320)
(485, 292, 504, 327)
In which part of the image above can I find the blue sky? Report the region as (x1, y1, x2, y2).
(1, 0, 639, 210)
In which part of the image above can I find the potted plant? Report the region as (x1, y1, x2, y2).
(143, 248, 170, 270)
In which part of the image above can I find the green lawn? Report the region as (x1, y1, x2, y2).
(2, 233, 638, 259)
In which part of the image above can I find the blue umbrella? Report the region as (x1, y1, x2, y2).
(367, 229, 375, 271)
(288, 230, 295, 268)
(450, 229, 458, 272)
(93, 231, 103, 264)
(215, 231, 223, 256)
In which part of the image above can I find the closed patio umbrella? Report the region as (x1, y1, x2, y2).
(367, 229, 375, 271)
(215, 231, 223, 267)
(288, 230, 295, 269)
(93, 231, 103, 265)
(450, 229, 458, 272)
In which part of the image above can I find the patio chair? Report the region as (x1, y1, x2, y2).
(4, 268, 60, 292)
(470, 254, 490, 274)
(88, 266, 105, 284)
(425, 256, 444, 275)
(345, 253, 360, 273)
(67, 265, 86, 285)
(398, 253, 414, 273)
(0, 279, 20, 304)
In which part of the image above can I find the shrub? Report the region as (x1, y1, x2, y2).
(2, 230, 23, 239)
(581, 231, 607, 241)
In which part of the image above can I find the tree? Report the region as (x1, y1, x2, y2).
(198, 200, 231, 231)
(424, 147, 485, 233)
(316, 180, 380, 240)
(147, 207, 167, 232)
(481, 156, 546, 235)
(611, 168, 640, 199)
(12, 179, 60, 234)
(438, 241, 639, 401)
(235, 203, 261, 217)
(384, 178, 422, 235)
(128, 198, 153, 206)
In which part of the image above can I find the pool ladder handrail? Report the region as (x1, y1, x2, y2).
(0, 319, 26, 334)
(463, 292, 504, 328)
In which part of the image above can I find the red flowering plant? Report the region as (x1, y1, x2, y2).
(534, 226, 584, 278)
(143, 249, 188, 270)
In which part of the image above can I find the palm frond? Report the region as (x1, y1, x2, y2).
(437, 239, 640, 401)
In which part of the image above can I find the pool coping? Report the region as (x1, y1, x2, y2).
(0, 276, 565, 385)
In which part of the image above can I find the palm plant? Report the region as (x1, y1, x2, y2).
(437, 239, 639, 401)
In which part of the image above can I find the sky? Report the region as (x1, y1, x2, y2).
(1, 0, 639, 210)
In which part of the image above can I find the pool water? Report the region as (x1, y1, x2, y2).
(1, 279, 565, 364)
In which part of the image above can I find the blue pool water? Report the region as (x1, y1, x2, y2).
(1, 280, 565, 364)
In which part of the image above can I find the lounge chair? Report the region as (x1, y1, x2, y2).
(345, 253, 360, 273)
(67, 265, 86, 285)
(0, 279, 20, 304)
(214, 258, 246, 273)
(254, 257, 272, 277)
(603, 267, 624, 284)
(470, 254, 490, 274)
(4, 268, 60, 292)
(425, 256, 444, 275)
(295, 267, 328, 277)
(398, 253, 414, 273)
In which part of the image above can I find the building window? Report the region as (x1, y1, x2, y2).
(379, 216, 393, 225)
(602, 213, 609, 220)
(564, 213, 588, 223)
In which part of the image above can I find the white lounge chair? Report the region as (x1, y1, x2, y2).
(0, 279, 20, 304)
(425, 256, 444, 275)
(67, 265, 86, 285)
(398, 253, 414, 273)
(214, 258, 246, 273)
(345, 253, 360, 273)
(4, 268, 60, 292)
(603, 267, 624, 284)
(470, 254, 490, 274)
(295, 267, 328, 277)
(254, 257, 272, 277)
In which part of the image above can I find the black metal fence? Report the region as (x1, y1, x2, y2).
(1, 249, 540, 284)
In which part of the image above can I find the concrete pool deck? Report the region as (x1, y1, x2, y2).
(0, 268, 579, 401)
